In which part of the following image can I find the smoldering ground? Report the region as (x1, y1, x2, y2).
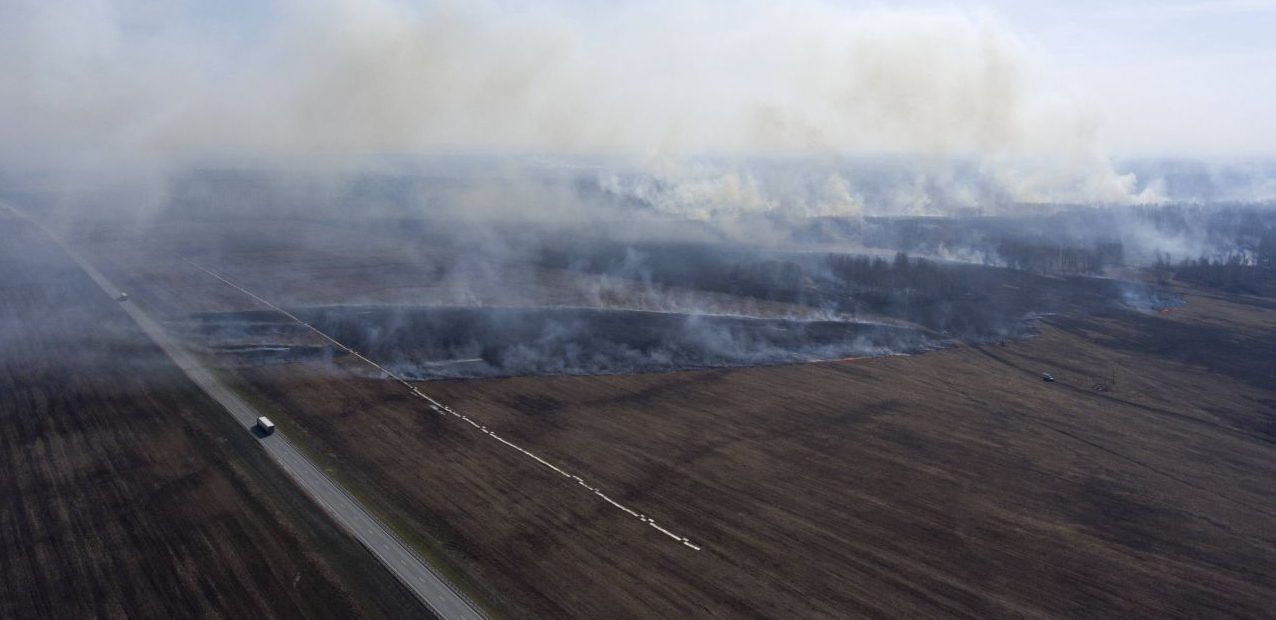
(189, 306, 934, 379)
(159, 190, 1193, 381)
(2, 1, 1268, 382)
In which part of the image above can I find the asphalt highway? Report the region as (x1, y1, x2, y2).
(3, 204, 485, 620)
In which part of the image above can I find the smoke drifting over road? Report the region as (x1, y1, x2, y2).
(3, 0, 1154, 208)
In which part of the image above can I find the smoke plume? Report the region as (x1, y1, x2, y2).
(2, 0, 1152, 208)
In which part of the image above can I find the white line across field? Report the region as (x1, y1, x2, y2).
(0, 203, 484, 620)
(187, 260, 704, 552)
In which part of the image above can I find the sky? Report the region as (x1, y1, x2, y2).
(1, 0, 1273, 169)
(953, 0, 1276, 157)
(194, 0, 1276, 158)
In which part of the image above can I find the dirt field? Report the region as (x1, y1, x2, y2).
(207, 287, 1276, 618)
(0, 216, 428, 618)
(58, 212, 1276, 618)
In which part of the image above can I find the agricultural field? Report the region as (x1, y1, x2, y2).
(0, 214, 427, 619)
(7, 1, 1276, 616)
(230, 291, 1276, 618)
(66, 211, 1276, 618)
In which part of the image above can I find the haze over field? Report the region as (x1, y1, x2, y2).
(4, 0, 1275, 216)
(4, 1, 1274, 374)
(4, 3, 1276, 619)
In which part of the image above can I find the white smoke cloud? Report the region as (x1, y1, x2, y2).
(1, 0, 1148, 206)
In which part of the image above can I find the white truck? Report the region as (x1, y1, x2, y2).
(256, 416, 276, 435)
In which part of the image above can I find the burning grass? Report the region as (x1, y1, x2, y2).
(190, 305, 939, 379)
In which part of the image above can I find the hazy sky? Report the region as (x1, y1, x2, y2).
(946, 0, 1276, 157)
(188, 0, 1276, 158)
(2, 0, 1273, 167)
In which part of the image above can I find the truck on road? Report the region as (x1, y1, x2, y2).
(256, 416, 276, 435)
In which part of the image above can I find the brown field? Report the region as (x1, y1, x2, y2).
(70, 216, 1276, 618)
(0, 216, 428, 619)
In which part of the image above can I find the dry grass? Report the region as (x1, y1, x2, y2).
(0, 217, 427, 619)
(202, 288, 1276, 618)
(73, 215, 1276, 618)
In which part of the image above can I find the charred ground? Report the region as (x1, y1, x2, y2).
(204, 276, 1276, 618)
(5, 174, 1275, 618)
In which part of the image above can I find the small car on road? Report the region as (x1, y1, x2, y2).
(256, 416, 276, 435)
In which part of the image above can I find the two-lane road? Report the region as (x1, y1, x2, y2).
(3, 204, 484, 620)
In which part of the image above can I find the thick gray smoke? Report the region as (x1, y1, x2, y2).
(5, 1, 1251, 384)
(2, 0, 1154, 210)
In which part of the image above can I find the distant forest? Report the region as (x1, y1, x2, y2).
(1155, 230, 1276, 294)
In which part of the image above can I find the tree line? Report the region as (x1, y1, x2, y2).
(1154, 230, 1276, 294)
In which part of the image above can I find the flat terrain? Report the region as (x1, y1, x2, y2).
(0, 215, 428, 618)
(73, 214, 1276, 618)
(232, 292, 1276, 618)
